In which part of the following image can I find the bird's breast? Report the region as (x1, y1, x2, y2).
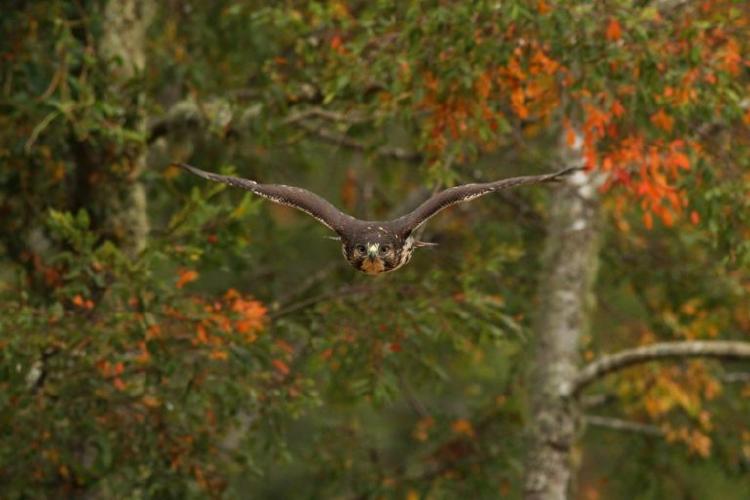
(360, 258, 386, 275)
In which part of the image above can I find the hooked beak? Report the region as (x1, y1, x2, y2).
(367, 244, 379, 260)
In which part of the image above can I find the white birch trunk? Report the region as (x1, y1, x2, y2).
(523, 134, 601, 500)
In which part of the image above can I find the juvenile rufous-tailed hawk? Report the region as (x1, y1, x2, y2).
(177, 162, 575, 275)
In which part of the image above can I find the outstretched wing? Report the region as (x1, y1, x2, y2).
(394, 167, 578, 235)
(177, 163, 356, 234)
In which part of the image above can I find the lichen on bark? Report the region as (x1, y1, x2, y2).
(82, 0, 154, 257)
(523, 134, 602, 500)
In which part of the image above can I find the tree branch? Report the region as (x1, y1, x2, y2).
(294, 120, 422, 162)
(719, 371, 750, 384)
(148, 99, 423, 163)
(570, 341, 750, 398)
(584, 415, 664, 437)
(282, 106, 369, 125)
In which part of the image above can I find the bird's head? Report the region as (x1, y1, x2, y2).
(341, 228, 414, 275)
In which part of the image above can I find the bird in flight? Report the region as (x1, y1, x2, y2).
(177, 163, 576, 275)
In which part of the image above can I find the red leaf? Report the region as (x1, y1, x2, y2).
(690, 211, 701, 225)
(606, 18, 622, 41)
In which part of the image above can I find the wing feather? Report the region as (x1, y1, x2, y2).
(177, 163, 355, 234)
(395, 167, 578, 235)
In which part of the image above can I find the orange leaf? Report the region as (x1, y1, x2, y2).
(451, 418, 475, 438)
(564, 121, 577, 147)
(330, 34, 348, 55)
(651, 109, 674, 132)
(272, 359, 290, 376)
(643, 211, 654, 230)
(583, 485, 600, 500)
(142, 395, 161, 408)
(96, 360, 111, 377)
(275, 339, 294, 355)
(210, 350, 228, 361)
(330, 34, 343, 50)
(72, 294, 86, 308)
(194, 465, 207, 490)
(135, 341, 151, 364)
(661, 209, 674, 227)
(194, 324, 210, 345)
(669, 152, 690, 170)
(176, 268, 198, 289)
(475, 72, 492, 99)
(537, 0, 552, 14)
(688, 430, 712, 457)
(611, 100, 625, 118)
(147, 324, 162, 339)
(232, 294, 267, 337)
(690, 211, 700, 225)
(113, 378, 126, 391)
(510, 87, 528, 119)
(606, 18, 622, 41)
(412, 416, 435, 442)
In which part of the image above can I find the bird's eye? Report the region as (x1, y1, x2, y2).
(355, 245, 366, 254)
(380, 245, 390, 254)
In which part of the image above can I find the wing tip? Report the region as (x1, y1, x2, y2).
(549, 166, 584, 181)
(172, 161, 198, 173)
(172, 161, 215, 180)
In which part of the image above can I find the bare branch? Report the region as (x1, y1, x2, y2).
(282, 106, 369, 125)
(269, 283, 373, 320)
(580, 393, 616, 409)
(570, 341, 750, 398)
(294, 120, 422, 162)
(584, 415, 664, 437)
(719, 372, 750, 384)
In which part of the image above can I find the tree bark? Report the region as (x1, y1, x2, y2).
(523, 134, 601, 500)
(73, 0, 153, 258)
(571, 340, 750, 397)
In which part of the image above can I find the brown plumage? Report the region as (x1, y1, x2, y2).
(177, 162, 577, 275)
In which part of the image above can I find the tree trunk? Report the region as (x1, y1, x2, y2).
(523, 135, 601, 500)
(73, 0, 153, 258)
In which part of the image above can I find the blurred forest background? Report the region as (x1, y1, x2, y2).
(1, 1, 750, 498)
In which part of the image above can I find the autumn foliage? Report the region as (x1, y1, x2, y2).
(1, 1, 749, 498)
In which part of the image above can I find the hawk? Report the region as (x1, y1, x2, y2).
(177, 163, 575, 275)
